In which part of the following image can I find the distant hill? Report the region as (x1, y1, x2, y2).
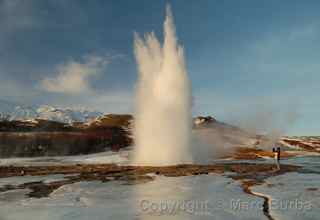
(193, 115, 261, 149)
(0, 100, 102, 124)
(0, 114, 133, 158)
(0, 110, 318, 158)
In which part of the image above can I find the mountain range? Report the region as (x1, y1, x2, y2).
(0, 100, 103, 124)
(0, 100, 319, 158)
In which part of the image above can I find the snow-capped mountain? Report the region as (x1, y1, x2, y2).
(36, 105, 103, 124)
(0, 100, 37, 121)
(0, 100, 103, 123)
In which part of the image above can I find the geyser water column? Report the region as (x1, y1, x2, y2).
(133, 6, 192, 165)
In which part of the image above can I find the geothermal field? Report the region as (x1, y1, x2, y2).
(1, 2, 320, 220)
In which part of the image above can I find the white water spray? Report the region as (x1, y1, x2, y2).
(133, 6, 192, 165)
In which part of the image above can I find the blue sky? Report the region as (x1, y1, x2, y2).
(0, 0, 320, 135)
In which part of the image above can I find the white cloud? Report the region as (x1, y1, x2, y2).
(40, 55, 110, 94)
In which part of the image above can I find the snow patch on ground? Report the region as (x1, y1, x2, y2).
(251, 172, 320, 220)
(0, 174, 67, 188)
(0, 148, 131, 166)
(0, 174, 267, 220)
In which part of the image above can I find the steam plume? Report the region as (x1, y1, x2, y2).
(133, 5, 192, 165)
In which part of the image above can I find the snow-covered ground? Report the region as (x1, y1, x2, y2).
(0, 174, 267, 220)
(251, 172, 320, 220)
(0, 174, 68, 188)
(0, 150, 319, 220)
(0, 148, 131, 166)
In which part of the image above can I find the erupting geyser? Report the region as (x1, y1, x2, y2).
(133, 6, 192, 165)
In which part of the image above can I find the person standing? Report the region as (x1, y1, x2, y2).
(272, 147, 281, 160)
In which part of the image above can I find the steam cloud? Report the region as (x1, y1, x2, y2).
(133, 5, 192, 165)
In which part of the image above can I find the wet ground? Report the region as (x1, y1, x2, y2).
(0, 152, 319, 220)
